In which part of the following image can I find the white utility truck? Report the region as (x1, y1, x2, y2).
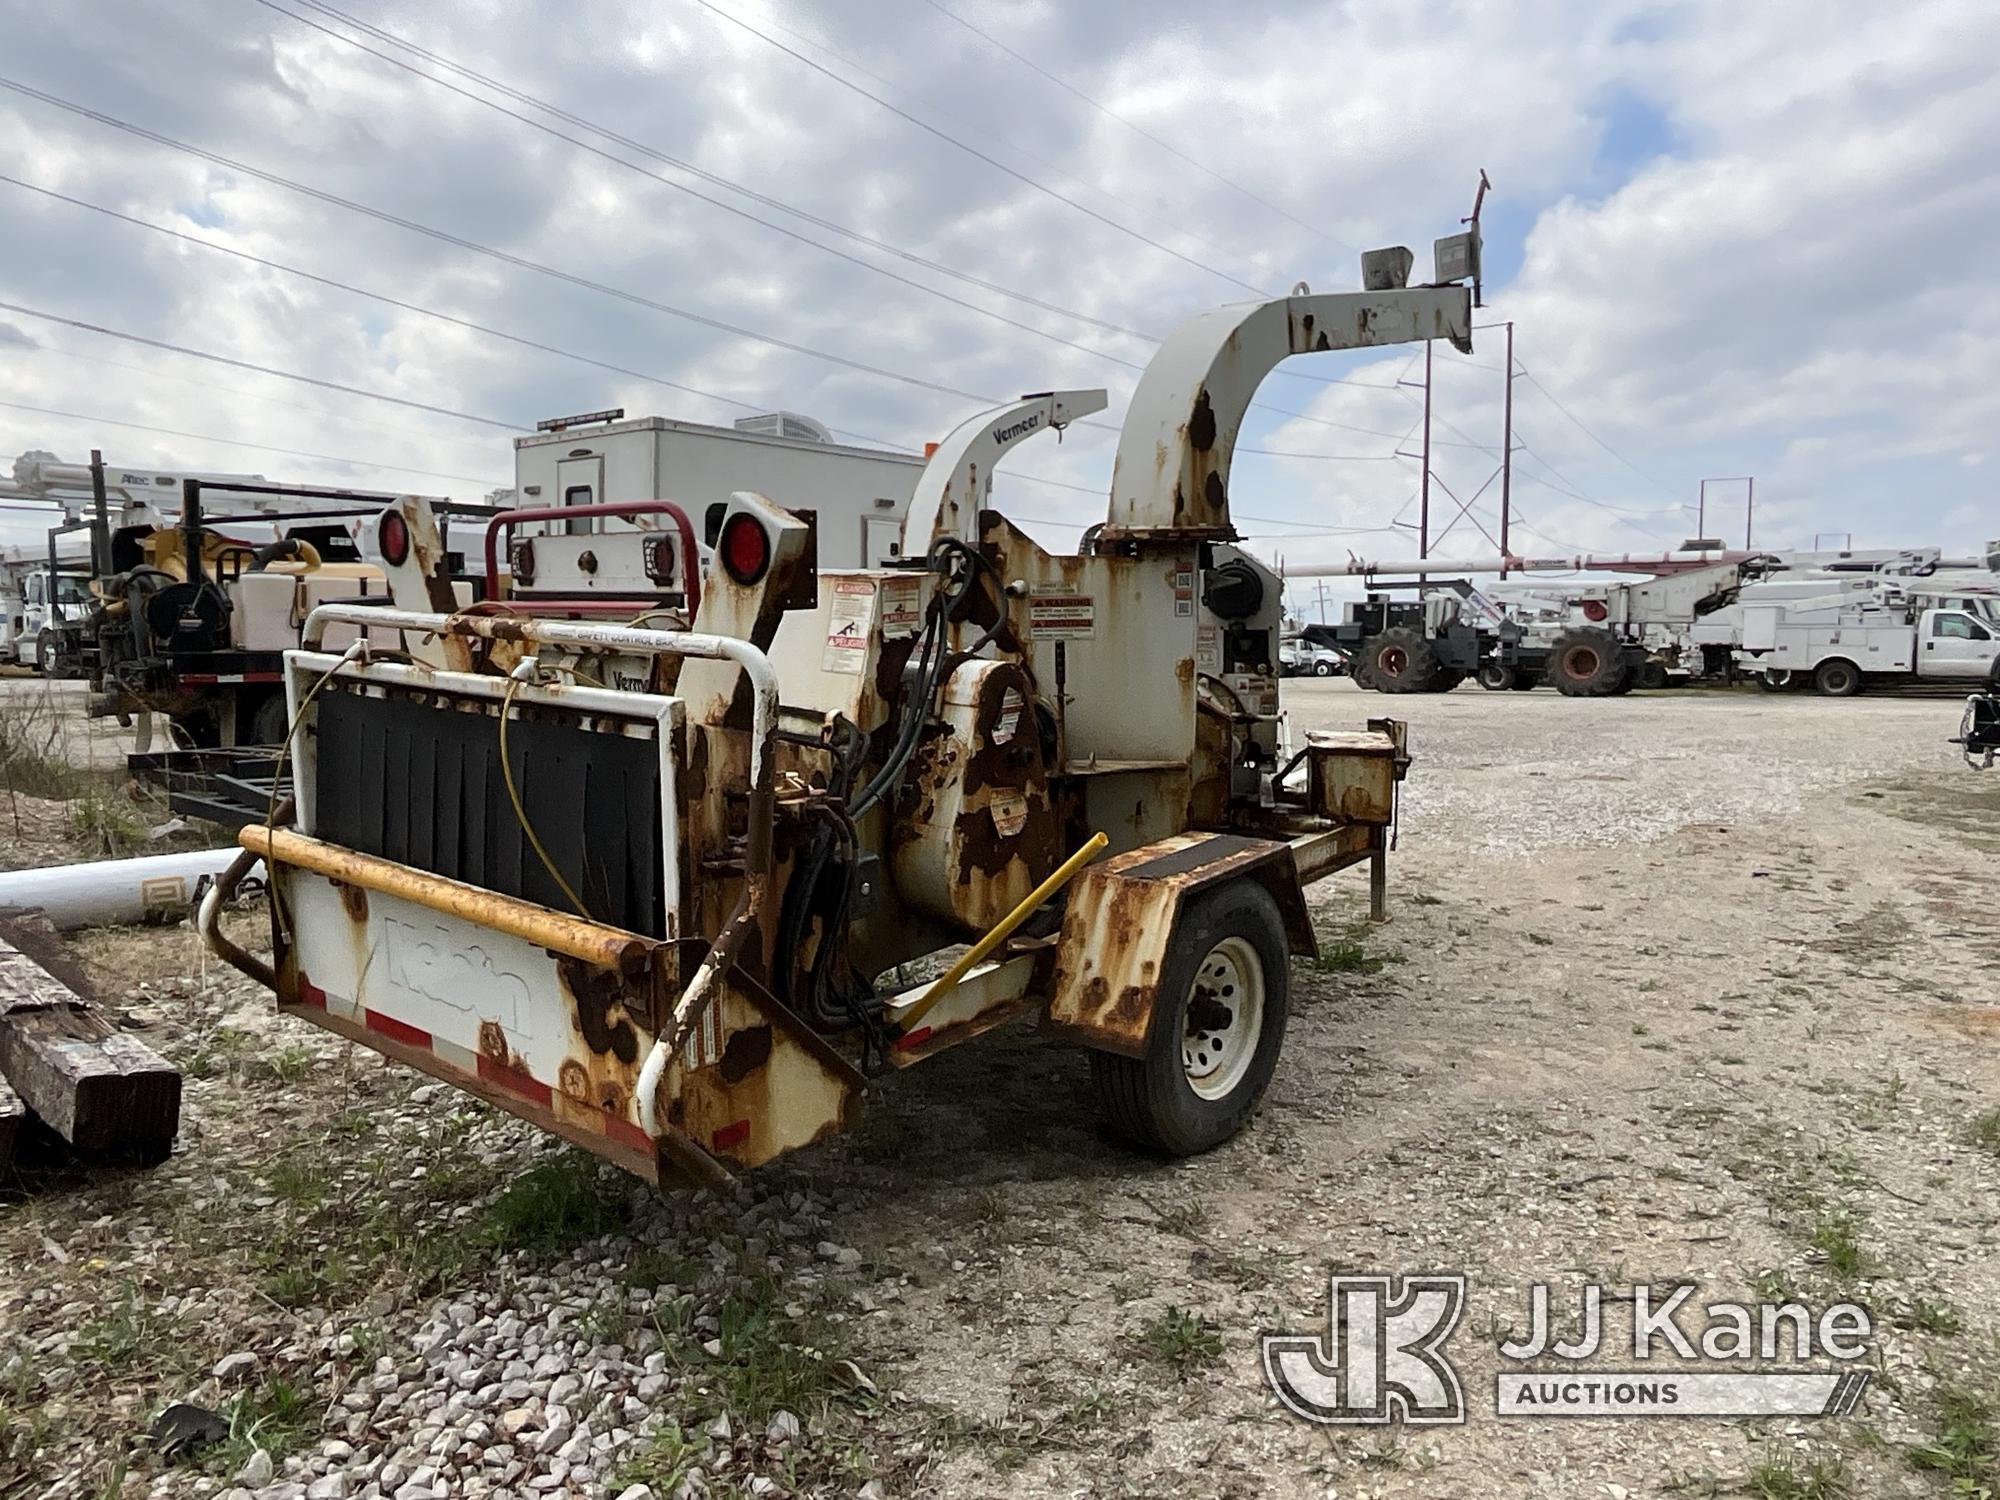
(513, 409, 924, 570)
(1723, 570, 2000, 695)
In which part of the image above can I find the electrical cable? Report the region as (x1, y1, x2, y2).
(498, 670, 595, 920)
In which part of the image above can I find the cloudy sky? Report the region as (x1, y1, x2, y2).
(1, 0, 1995, 608)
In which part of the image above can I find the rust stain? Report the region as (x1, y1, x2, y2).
(718, 1024, 773, 1084)
(333, 879, 368, 924)
(558, 958, 641, 1063)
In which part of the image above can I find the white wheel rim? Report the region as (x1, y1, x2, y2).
(1181, 936, 1265, 1101)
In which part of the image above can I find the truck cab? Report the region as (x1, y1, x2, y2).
(1921, 607, 2000, 679)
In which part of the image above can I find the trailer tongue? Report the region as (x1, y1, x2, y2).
(201, 237, 1475, 1182)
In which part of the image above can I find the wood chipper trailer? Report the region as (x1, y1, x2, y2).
(200, 254, 1473, 1184)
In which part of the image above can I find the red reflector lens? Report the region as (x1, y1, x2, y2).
(712, 1118, 751, 1151)
(377, 510, 411, 567)
(719, 513, 771, 585)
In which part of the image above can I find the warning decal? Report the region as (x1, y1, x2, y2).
(1029, 593, 1096, 639)
(880, 576, 923, 639)
(822, 578, 875, 674)
(1195, 624, 1221, 672)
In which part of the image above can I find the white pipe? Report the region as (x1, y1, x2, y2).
(0, 847, 264, 930)
(300, 603, 780, 783)
(1278, 550, 1761, 578)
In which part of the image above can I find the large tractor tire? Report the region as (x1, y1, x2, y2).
(1477, 663, 1516, 691)
(1092, 879, 1289, 1156)
(1357, 627, 1438, 694)
(1813, 658, 1863, 697)
(1548, 628, 1628, 697)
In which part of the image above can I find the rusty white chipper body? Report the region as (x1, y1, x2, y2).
(201, 245, 1475, 1183)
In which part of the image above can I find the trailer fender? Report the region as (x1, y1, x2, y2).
(1043, 832, 1314, 1058)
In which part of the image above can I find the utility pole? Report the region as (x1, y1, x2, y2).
(1315, 580, 1328, 623)
(1418, 341, 1433, 559)
(1498, 322, 1514, 577)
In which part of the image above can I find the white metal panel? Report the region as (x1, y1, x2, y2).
(513, 416, 923, 570)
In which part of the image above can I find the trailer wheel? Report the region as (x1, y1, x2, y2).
(1813, 658, 1863, 697)
(1477, 663, 1516, 691)
(1548, 628, 1627, 697)
(1424, 668, 1465, 693)
(1092, 880, 1289, 1156)
(1509, 671, 1539, 690)
(1359, 627, 1437, 693)
(1636, 660, 1671, 691)
(1757, 669, 1794, 692)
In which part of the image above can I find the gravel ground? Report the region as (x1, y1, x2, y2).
(3, 679, 1996, 1500)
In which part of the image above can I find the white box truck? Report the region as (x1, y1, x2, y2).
(513, 410, 924, 569)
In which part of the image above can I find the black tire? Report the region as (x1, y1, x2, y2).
(1091, 880, 1289, 1156)
(1757, 669, 1794, 692)
(1424, 668, 1465, 693)
(1814, 658, 1862, 697)
(1312, 660, 1333, 677)
(1548, 628, 1628, 697)
(1636, 660, 1671, 691)
(248, 692, 291, 745)
(1477, 663, 1516, 691)
(1359, 627, 1438, 694)
(1509, 670, 1539, 690)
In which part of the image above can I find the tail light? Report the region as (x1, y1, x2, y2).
(377, 510, 411, 567)
(509, 537, 537, 587)
(719, 513, 771, 585)
(644, 535, 677, 584)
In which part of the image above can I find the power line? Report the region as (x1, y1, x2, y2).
(0, 301, 523, 433)
(0, 399, 506, 488)
(0, 176, 1369, 511)
(255, 0, 1157, 378)
(920, 0, 1360, 262)
(23, 338, 502, 452)
(0, 77, 1003, 408)
(681, 0, 1272, 297)
(656, 0, 1273, 286)
(0, 174, 810, 428)
(278, 0, 1393, 401)
(285, 0, 1208, 346)
(1514, 361, 1681, 502)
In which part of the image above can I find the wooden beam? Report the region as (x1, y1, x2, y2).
(0, 913, 180, 1162)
